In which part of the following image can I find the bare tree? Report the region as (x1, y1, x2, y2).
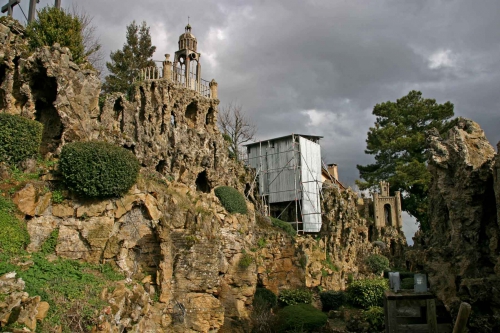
(218, 103, 256, 161)
(70, 4, 104, 72)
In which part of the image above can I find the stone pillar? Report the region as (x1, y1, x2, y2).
(185, 56, 190, 88)
(163, 54, 172, 80)
(395, 191, 403, 228)
(209, 79, 218, 99)
(196, 61, 201, 92)
(373, 192, 380, 228)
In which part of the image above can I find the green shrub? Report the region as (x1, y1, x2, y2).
(59, 141, 140, 198)
(239, 250, 253, 269)
(0, 113, 43, 165)
(278, 289, 313, 306)
(401, 277, 414, 289)
(362, 306, 385, 332)
(276, 304, 327, 332)
(365, 254, 390, 274)
(0, 196, 29, 254)
(51, 190, 64, 204)
(270, 217, 296, 237)
(214, 186, 248, 214)
(347, 278, 388, 309)
(320, 290, 345, 311)
(254, 287, 277, 309)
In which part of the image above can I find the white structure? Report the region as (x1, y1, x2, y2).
(245, 134, 323, 233)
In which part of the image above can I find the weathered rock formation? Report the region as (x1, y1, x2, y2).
(407, 118, 500, 332)
(0, 272, 49, 331)
(0, 17, 406, 332)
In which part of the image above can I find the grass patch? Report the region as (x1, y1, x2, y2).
(270, 217, 296, 237)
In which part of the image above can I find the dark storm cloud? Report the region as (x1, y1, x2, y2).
(5, 0, 500, 242)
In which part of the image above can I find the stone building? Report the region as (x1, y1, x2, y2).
(372, 181, 403, 228)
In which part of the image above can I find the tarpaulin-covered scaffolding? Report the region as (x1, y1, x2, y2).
(245, 134, 323, 233)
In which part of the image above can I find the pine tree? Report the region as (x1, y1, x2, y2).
(356, 90, 455, 231)
(103, 21, 156, 95)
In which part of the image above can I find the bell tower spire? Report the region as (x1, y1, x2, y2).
(173, 21, 201, 90)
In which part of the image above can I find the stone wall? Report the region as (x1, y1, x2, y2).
(407, 118, 500, 333)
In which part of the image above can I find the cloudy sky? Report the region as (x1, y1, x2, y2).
(5, 0, 500, 242)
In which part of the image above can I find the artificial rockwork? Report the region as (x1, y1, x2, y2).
(407, 118, 500, 332)
(0, 17, 407, 332)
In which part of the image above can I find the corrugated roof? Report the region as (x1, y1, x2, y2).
(244, 134, 323, 147)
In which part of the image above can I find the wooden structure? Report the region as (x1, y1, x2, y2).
(384, 290, 452, 333)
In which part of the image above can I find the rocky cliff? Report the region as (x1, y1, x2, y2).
(407, 118, 500, 332)
(0, 17, 405, 332)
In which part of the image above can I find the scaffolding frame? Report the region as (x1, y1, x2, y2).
(245, 134, 323, 233)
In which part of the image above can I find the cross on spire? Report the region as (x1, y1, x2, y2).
(1, 0, 20, 17)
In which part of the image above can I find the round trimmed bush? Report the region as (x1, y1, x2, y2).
(214, 186, 248, 214)
(0, 113, 43, 165)
(347, 278, 388, 309)
(365, 254, 390, 274)
(320, 290, 345, 311)
(276, 304, 327, 332)
(59, 141, 140, 198)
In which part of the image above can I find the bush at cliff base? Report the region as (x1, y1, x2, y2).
(214, 186, 248, 214)
(363, 306, 385, 332)
(253, 287, 277, 309)
(59, 141, 140, 198)
(365, 254, 390, 274)
(278, 289, 313, 306)
(276, 304, 327, 332)
(347, 278, 388, 309)
(0, 113, 43, 165)
(320, 290, 346, 311)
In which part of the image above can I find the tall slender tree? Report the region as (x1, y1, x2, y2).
(356, 90, 455, 231)
(103, 21, 156, 95)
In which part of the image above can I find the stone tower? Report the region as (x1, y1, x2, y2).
(372, 181, 402, 228)
(173, 24, 201, 90)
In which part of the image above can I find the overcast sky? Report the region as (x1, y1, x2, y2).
(5, 0, 500, 242)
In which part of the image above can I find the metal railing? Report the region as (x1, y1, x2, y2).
(137, 63, 211, 98)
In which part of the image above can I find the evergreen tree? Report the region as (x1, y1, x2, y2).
(103, 21, 156, 95)
(356, 90, 454, 231)
(26, 7, 86, 64)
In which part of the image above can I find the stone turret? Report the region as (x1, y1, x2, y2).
(373, 181, 402, 229)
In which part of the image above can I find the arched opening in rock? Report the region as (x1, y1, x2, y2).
(368, 225, 374, 241)
(206, 107, 214, 125)
(156, 160, 167, 174)
(185, 102, 197, 127)
(113, 97, 125, 132)
(390, 239, 396, 256)
(384, 203, 392, 226)
(170, 111, 176, 128)
(30, 63, 61, 155)
(195, 170, 210, 193)
(139, 86, 146, 122)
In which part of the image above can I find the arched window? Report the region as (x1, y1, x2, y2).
(384, 204, 392, 226)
